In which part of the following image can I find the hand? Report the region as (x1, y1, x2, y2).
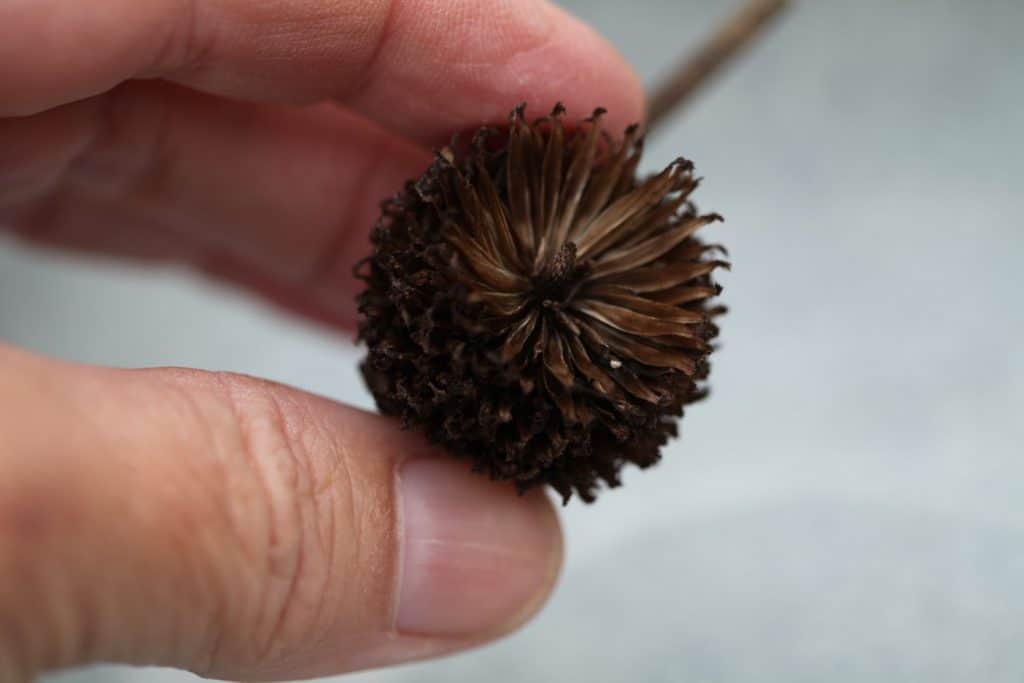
(0, 0, 643, 680)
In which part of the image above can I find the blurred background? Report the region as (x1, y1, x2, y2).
(14, 0, 1023, 680)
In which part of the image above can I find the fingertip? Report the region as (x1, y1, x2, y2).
(514, 0, 647, 131)
(0, 349, 567, 680)
(347, 0, 647, 142)
(395, 455, 563, 639)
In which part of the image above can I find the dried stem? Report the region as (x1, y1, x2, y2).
(647, 0, 789, 132)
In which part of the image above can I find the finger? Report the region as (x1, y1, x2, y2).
(0, 344, 562, 681)
(0, 0, 644, 142)
(0, 82, 432, 328)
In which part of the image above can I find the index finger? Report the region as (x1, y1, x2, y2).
(0, 0, 645, 142)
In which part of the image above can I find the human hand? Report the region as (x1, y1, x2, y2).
(0, 0, 643, 680)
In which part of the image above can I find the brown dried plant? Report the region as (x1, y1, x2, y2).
(357, 104, 727, 502)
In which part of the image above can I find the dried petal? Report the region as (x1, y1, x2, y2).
(356, 104, 726, 502)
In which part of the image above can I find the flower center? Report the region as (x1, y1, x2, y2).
(531, 241, 584, 307)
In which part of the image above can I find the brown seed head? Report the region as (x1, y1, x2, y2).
(356, 104, 727, 502)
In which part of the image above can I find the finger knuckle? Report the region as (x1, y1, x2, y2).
(149, 0, 218, 75)
(198, 372, 353, 674)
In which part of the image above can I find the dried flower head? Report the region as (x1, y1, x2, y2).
(356, 104, 727, 502)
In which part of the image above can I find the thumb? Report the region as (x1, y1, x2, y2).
(0, 345, 562, 681)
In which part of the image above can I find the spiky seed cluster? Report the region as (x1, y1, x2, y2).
(356, 104, 727, 502)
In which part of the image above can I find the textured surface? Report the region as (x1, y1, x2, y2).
(20, 0, 1024, 680)
(357, 106, 724, 501)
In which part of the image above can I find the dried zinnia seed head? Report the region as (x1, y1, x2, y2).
(356, 104, 727, 502)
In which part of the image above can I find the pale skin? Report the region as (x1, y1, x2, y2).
(0, 0, 645, 680)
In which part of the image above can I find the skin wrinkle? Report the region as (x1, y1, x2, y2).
(259, 408, 366, 679)
(205, 375, 355, 673)
(175, 385, 245, 676)
(204, 374, 285, 670)
(125, 371, 237, 673)
(150, 372, 249, 574)
(1, 102, 104, 243)
(261, 389, 315, 666)
(145, 0, 214, 79)
(9, 86, 175, 239)
(304, 436, 340, 657)
(270, 389, 358, 667)
(276, 389, 358, 632)
(220, 380, 394, 679)
(323, 438, 355, 624)
(219, 379, 298, 668)
(144, 370, 286, 676)
(78, 84, 189, 207)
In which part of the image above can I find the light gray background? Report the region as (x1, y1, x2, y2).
(15, 0, 1023, 681)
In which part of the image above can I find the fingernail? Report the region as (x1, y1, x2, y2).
(396, 456, 561, 637)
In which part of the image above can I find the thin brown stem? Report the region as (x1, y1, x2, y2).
(647, 0, 789, 132)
